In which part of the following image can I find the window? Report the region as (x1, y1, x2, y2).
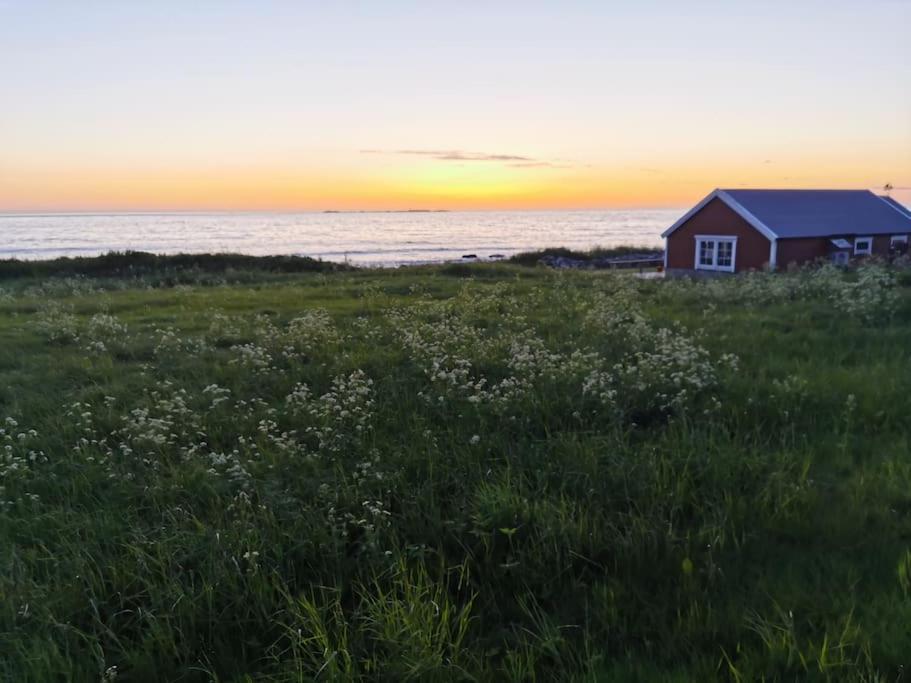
(694, 235, 737, 272)
(890, 234, 909, 255)
(716, 240, 733, 268)
(698, 239, 715, 267)
(854, 236, 873, 256)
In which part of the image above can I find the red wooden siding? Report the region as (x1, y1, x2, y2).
(666, 198, 770, 272)
(873, 235, 894, 255)
(777, 234, 907, 268)
(776, 238, 827, 268)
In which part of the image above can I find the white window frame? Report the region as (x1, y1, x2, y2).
(853, 236, 873, 256)
(831, 251, 849, 266)
(890, 234, 908, 247)
(694, 235, 737, 273)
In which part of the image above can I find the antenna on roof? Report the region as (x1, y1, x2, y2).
(884, 183, 894, 196)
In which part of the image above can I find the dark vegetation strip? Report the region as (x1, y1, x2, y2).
(0, 250, 351, 280)
(506, 245, 661, 266)
(0, 246, 666, 281)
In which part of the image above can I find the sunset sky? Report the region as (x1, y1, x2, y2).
(1, 0, 909, 212)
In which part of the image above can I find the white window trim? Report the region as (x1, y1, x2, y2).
(890, 234, 908, 245)
(694, 234, 737, 273)
(854, 236, 873, 256)
(832, 252, 849, 266)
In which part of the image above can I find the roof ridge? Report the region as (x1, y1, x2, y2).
(721, 188, 872, 193)
(715, 190, 778, 240)
(877, 194, 911, 219)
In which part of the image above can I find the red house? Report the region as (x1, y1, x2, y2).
(662, 189, 911, 275)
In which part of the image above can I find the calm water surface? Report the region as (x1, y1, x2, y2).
(0, 210, 679, 265)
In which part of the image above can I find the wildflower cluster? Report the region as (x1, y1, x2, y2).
(229, 343, 277, 375)
(32, 303, 80, 343)
(583, 280, 734, 417)
(826, 263, 898, 323)
(116, 381, 200, 455)
(285, 309, 339, 353)
(83, 312, 128, 353)
(0, 417, 44, 507)
(287, 369, 375, 454)
(662, 262, 899, 323)
(154, 326, 212, 356)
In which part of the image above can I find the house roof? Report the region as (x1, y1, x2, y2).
(881, 195, 911, 219)
(662, 189, 911, 239)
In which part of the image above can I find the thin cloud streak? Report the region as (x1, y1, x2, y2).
(362, 148, 551, 163)
(361, 148, 581, 170)
(509, 161, 572, 169)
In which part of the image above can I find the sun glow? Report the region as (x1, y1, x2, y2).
(3, 146, 909, 213)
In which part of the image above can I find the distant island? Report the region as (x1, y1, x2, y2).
(322, 209, 450, 214)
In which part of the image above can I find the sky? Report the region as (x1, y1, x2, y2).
(1, 0, 909, 212)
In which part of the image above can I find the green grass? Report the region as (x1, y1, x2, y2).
(0, 259, 909, 681)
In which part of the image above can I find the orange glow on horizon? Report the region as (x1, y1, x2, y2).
(1, 149, 909, 213)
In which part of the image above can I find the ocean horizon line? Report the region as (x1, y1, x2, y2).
(0, 206, 688, 219)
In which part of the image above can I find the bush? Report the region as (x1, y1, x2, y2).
(0, 250, 351, 280)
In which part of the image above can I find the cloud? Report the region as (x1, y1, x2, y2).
(435, 152, 534, 162)
(509, 161, 572, 169)
(362, 148, 550, 164)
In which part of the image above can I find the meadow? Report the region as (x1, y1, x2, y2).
(1, 256, 910, 681)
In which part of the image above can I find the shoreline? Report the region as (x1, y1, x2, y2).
(0, 246, 664, 279)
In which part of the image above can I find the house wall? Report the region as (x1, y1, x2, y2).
(666, 197, 771, 272)
(777, 234, 906, 268)
(847, 235, 901, 257)
(777, 238, 827, 268)
(873, 235, 893, 255)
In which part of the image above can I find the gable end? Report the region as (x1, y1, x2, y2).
(663, 189, 778, 240)
(665, 196, 774, 272)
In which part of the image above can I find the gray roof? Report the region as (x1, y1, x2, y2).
(663, 189, 911, 239)
(881, 195, 911, 219)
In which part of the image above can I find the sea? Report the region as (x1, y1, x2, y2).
(0, 209, 679, 266)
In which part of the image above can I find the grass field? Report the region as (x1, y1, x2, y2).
(1, 257, 910, 681)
